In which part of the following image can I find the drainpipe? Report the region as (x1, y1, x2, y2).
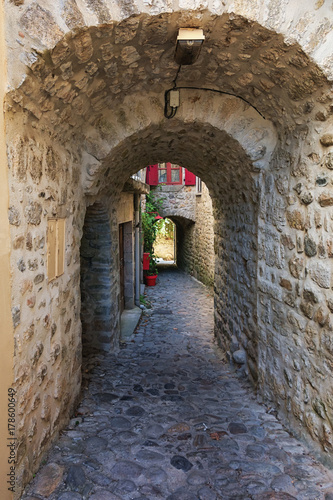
(134, 194, 141, 306)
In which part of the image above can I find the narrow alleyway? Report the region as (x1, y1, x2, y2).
(23, 269, 333, 500)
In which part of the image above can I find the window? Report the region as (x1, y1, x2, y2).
(47, 218, 66, 281)
(146, 163, 183, 186)
(158, 163, 182, 185)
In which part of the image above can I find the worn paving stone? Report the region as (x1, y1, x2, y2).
(170, 455, 194, 472)
(228, 422, 248, 434)
(65, 465, 86, 492)
(270, 474, 297, 495)
(57, 494, 83, 500)
(145, 467, 168, 485)
(145, 423, 164, 438)
(125, 405, 146, 417)
(89, 491, 120, 500)
(198, 486, 217, 499)
(109, 416, 132, 429)
(110, 460, 144, 480)
(84, 436, 108, 453)
(136, 449, 165, 461)
(30, 463, 64, 496)
(22, 269, 333, 499)
(186, 470, 207, 485)
(95, 392, 119, 403)
(113, 479, 136, 494)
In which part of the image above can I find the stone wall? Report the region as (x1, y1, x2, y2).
(214, 184, 259, 383)
(7, 131, 84, 492)
(80, 202, 115, 354)
(81, 193, 134, 354)
(176, 183, 215, 287)
(256, 133, 333, 464)
(156, 183, 197, 222)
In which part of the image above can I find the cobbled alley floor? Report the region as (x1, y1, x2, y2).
(22, 268, 333, 500)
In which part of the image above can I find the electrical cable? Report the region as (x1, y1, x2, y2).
(172, 65, 182, 88)
(164, 65, 182, 118)
(164, 65, 182, 119)
(164, 65, 266, 120)
(164, 91, 177, 119)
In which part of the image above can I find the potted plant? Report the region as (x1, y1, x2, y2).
(142, 211, 155, 273)
(145, 255, 158, 286)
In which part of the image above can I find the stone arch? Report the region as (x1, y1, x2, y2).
(6, 9, 333, 163)
(166, 215, 196, 272)
(154, 217, 177, 263)
(80, 201, 114, 355)
(6, 2, 333, 89)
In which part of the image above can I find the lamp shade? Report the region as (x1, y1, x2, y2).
(174, 28, 205, 65)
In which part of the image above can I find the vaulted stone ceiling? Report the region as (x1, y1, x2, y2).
(6, 12, 332, 140)
(5, 11, 332, 199)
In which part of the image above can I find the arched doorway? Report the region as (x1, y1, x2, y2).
(155, 218, 176, 264)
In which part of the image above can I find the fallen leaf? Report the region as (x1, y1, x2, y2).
(210, 431, 227, 441)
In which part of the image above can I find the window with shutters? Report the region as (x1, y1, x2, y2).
(47, 218, 66, 281)
(158, 163, 182, 185)
(146, 164, 197, 186)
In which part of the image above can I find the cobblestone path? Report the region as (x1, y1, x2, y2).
(23, 268, 333, 500)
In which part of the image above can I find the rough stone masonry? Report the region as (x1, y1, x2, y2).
(1, 0, 333, 497)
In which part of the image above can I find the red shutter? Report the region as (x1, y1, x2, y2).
(185, 169, 196, 186)
(146, 165, 158, 186)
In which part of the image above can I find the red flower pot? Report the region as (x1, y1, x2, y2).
(143, 252, 150, 270)
(145, 275, 157, 286)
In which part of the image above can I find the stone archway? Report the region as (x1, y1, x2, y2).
(4, 7, 333, 493)
(154, 217, 176, 264)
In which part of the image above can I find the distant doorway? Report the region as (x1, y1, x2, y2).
(154, 218, 176, 264)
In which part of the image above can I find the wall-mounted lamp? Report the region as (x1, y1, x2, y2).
(174, 28, 205, 66)
(165, 26, 265, 120)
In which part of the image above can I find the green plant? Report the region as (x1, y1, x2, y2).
(156, 218, 174, 240)
(147, 254, 158, 276)
(142, 211, 157, 253)
(140, 294, 151, 308)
